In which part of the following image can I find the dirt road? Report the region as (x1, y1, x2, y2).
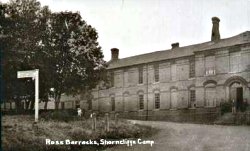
(106, 120, 250, 151)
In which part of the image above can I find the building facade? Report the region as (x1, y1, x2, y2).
(90, 17, 250, 120)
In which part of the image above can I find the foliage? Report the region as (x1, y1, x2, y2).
(40, 109, 78, 122)
(220, 101, 232, 115)
(2, 115, 157, 151)
(0, 0, 106, 109)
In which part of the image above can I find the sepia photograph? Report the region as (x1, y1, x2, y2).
(1, 0, 250, 151)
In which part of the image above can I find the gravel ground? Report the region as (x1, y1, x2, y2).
(106, 120, 250, 151)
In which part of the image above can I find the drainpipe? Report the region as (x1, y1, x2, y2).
(146, 63, 149, 121)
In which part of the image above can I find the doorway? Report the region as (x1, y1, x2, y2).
(230, 82, 243, 111)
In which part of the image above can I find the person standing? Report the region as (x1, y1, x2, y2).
(77, 108, 82, 117)
(232, 99, 236, 114)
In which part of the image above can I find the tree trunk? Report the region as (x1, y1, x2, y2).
(55, 94, 61, 110)
(44, 101, 48, 110)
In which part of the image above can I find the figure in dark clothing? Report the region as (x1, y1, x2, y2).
(241, 99, 248, 112)
(232, 99, 236, 114)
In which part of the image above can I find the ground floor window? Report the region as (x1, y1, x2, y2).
(139, 94, 144, 110)
(155, 93, 160, 109)
(205, 83, 216, 107)
(88, 99, 92, 110)
(111, 97, 115, 111)
(75, 100, 80, 109)
(189, 89, 196, 108)
(170, 89, 178, 108)
(61, 102, 65, 109)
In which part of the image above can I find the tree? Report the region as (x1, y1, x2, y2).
(1, 0, 51, 110)
(43, 11, 106, 109)
(1, 0, 106, 110)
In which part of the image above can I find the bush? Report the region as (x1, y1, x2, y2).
(220, 101, 232, 115)
(40, 110, 78, 122)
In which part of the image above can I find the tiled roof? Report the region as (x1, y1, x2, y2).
(108, 31, 250, 69)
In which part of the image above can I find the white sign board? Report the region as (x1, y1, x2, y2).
(17, 69, 39, 122)
(17, 70, 37, 78)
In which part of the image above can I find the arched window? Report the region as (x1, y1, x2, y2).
(204, 82, 216, 107)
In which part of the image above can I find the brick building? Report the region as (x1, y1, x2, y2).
(89, 17, 250, 120)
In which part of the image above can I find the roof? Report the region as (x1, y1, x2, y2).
(108, 31, 250, 69)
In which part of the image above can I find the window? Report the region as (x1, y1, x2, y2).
(205, 56, 215, 75)
(189, 60, 195, 78)
(139, 94, 144, 110)
(230, 52, 241, 73)
(154, 93, 160, 109)
(189, 90, 196, 108)
(138, 67, 143, 84)
(61, 102, 65, 109)
(170, 89, 178, 108)
(110, 72, 114, 87)
(88, 99, 92, 110)
(124, 70, 129, 86)
(205, 83, 216, 107)
(171, 64, 177, 81)
(154, 64, 159, 82)
(123, 93, 129, 111)
(111, 97, 115, 111)
(75, 100, 80, 109)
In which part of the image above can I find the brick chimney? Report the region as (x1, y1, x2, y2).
(171, 42, 179, 49)
(111, 48, 119, 61)
(211, 17, 220, 41)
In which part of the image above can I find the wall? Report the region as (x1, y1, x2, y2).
(92, 44, 250, 116)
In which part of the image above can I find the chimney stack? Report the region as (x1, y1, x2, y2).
(171, 42, 179, 49)
(211, 17, 220, 41)
(111, 48, 119, 61)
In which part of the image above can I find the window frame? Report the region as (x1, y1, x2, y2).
(154, 93, 160, 109)
(138, 67, 143, 84)
(154, 64, 159, 82)
(189, 60, 195, 78)
(110, 71, 115, 87)
(111, 97, 115, 111)
(138, 94, 144, 110)
(189, 89, 196, 108)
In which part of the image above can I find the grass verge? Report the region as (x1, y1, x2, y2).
(2, 115, 157, 151)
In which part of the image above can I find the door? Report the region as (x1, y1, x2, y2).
(236, 87, 243, 111)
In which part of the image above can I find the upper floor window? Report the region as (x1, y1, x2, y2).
(189, 60, 195, 78)
(110, 71, 114, 87)
(171, 64, 177, 81)
(154, 93, 160, 109)
(205, 56, 215, 75)
(154, 64, 159, 82)
(138, 67, 143, 84)
(229, 52, 241, 73)
(139, 94, 144, 110)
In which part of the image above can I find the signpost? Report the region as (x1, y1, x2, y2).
(17, 69, 39, 122)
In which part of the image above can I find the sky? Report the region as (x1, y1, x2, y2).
(3, 0, 250, 61)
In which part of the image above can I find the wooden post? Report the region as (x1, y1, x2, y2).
(91, 113, 96, 131)
(105, 113, 109, 132)
(115, 113, 119, 125)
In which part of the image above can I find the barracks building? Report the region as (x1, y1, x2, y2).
(89, 17, 250, 120)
